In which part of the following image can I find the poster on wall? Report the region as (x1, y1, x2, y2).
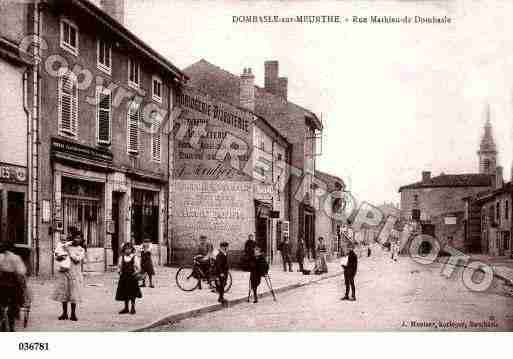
(173, 87, 255, 181)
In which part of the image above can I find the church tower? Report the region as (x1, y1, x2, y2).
(477, 104, 497, 175)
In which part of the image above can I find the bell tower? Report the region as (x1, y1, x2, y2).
(477, 104, 497, 175)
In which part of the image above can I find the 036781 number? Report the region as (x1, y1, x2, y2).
(18, 342, 49, 351)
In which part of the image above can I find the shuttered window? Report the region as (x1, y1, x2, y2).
(127, 101, 140, 154)
(58, 72, 78, 137)
(96, 87, 111, 145)
(151, 111, 162, 162)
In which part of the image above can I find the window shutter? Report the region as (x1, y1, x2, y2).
(151, 115, 161, 161)
(127, 102, 139, 153)
(97, 89, 111, 144)
(59, 73, 78, 136)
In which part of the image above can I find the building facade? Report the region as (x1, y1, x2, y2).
(183, 59, 328, 258)
(0, 0, 186, 276)
(0, 37, 31, 270)
(170, 85, 290, 266)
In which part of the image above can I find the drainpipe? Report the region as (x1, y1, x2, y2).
(166, 81, 174, 265)
(32, 0, 42, 276)
(23, 69, 32, 273)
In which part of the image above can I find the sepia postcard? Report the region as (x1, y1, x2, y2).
(0, 1, 513, 352)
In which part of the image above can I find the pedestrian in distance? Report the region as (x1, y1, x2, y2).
(367, 246, 371, 257)
(243, 234, 257, 272)
(249, 246, 269, 303)
(279, 236, 293, 272)
(140, 237, 155, 288)
(52, 227, 85, 321)
(214, 241, 230, 305)
(296, 236, 305, 273)
(0, 240, 28, 331)
(313, 237, 328, 274)
(115, 242, 142, 314)
(341, 242, 358, 301)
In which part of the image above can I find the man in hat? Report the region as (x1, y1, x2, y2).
(341, 242, 358, 301)
(214, 241, 230, 304)
(0, 241, 27, 331)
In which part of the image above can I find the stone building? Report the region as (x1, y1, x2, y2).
(169, 84, 291, 266)
(183, 59, 326, 257)
(0, 0, 187, 276)
(398, 117, 497, 252)
(0, 36, 32, 270)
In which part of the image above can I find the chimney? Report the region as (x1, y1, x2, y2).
(278, 77, 288, 101)
(422, 171, 431, 182)
(264, 60, 279, 93)
(496, 166, 503, 189)
(240, 67, 255, 112)
(100, 0, 125, 25)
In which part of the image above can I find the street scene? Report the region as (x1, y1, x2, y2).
(1, 0, 513, 335)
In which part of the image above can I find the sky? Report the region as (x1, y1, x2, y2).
(108, 0, 513, 206)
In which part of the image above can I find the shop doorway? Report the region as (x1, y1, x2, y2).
(255, 200, 272, 258)
(131, 189, 159, 245)
(111, 192, 122, 264)
(256, 217, 269, 255)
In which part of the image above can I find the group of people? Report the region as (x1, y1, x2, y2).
(53, 227, 157, 319)
(276, 235, 328, 275)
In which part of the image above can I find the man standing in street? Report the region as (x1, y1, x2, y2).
(215, 241, 230, 304)
(279, 236, 293, 272)
(296, 235, 305, 273)
(243, 234, 256, 271)
(341, 242, 358, 301)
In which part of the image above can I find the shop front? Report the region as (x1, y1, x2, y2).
(0, 162, 29, 271)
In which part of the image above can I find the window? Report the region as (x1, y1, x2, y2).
(58, 72, 78, 137)
(152, 76, 162, 102)
(127, 101, 140, 154)
(505, 200, 509, 220)
(96, 87, 112, 145)
(128, 58, 140, 88)
(496, 202, 501, 223)
(60, 19, 79, 56)
(151, 111, 162, 162)
(97, 39, 111, 74)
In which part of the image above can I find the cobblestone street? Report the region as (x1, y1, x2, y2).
(154, 252, 513, 331)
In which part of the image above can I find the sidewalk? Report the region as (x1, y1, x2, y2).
(20, 259, 346, 332)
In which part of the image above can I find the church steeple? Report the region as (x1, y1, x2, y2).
(477, 104, 497, 175)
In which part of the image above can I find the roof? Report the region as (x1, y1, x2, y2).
(314, 170, 345, 192)
(183, 59, 323, 130)
(398, 173, 492, 192)
(68, 0, 187, 82)
(470, 182, 513, 203)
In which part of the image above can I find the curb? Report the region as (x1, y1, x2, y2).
(134, 271, 344, 331)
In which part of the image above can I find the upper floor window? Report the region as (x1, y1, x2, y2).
(96, 87, 112, 145)
(58, 72, 78, 137)
(128, 58, 140, 88)
(60, 19, 79, 56)
(150, 111, 162, 162)
(97, 39, 111, 75)
(127, 101, 140, 154)
(496, 202, 501, 223)
(505, 200, 509, 220)
(152, 76, 162, 103)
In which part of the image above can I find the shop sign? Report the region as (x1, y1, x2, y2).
(0, 162, 27, 184)
(51, 138, 113, 163)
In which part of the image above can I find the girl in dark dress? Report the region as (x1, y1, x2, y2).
(140, 238, 155, 288)
(115, 243, 142, 314)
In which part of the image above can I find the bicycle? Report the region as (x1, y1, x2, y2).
(175, 256, 232, 293)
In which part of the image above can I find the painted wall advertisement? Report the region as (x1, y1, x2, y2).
(173, 87, 255, 181)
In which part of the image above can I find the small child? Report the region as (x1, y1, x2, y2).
(140, 238, 155, 288)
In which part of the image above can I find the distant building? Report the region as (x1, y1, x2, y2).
(398, 114, 498, 252)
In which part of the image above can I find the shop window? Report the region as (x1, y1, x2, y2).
(7, 191, 25, 245)
(131, 189, 158, 245)
(504, 232, 510, 251)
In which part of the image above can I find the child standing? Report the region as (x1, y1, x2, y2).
(140, 238, 155, 288)
(115, 242, 142, 314)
